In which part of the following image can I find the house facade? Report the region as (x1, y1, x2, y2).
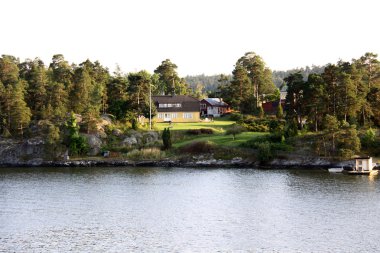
(153, 95, 200, 123)
(200, 98, 230, 117)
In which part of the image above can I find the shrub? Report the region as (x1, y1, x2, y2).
(230, 112, 243, 122)
(162, 128, 172, 150)
(186, 128, 214, 135)
(180, 141, 215, 154)
(257, 142, 273, 162)
(226, 124, 245, 140)
(126, 148, 165, 160)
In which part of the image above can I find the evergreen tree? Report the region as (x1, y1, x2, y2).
(21, 58, 48, 120)
(284, 72, 305, 129)
(10, 81, 32, 137)
(154, 59, 188, 95)
(276, 102, 284, 119)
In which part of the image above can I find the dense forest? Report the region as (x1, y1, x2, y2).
(0, 52, 379, 158)
(0, 55, 194, 139)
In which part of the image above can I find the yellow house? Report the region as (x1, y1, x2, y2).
(153, 95, 200, 123)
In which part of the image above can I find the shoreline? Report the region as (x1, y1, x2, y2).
(0, 157, 343, 170)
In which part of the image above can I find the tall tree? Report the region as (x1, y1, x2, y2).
(235, 52, 276, 108)
(20, 58, 48, 120)
(106, 72, 129, 120)
(284, 72, 305, 129)
(154, 59, 188, 95)
(126, 70, 153, 118)
(10, 81, 32, 137)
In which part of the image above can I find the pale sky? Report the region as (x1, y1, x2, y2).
(1, 0, 379, 76)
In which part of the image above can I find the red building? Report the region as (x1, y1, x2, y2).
(262, 100, 285, 114)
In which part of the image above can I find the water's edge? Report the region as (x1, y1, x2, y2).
(0, 157, 345, 169)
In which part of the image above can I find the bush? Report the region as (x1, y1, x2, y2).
(180, 141, 215, 154)
(126, 148, 165, 160)
(257, 142, 273, 162)
(162, 128, 172, 150)
(230, 113, 243, 122)
(226, 124, 245, 140)
(186, 128, 214, 135)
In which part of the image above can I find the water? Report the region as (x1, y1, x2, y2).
(0, 167, 379, 252)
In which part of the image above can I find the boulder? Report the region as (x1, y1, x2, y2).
(142, 131, 160, 145)
(85, 134, 103, 156)
(121, 136, 138, 148)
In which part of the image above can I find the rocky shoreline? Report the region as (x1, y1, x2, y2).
(0, 156, 351, 169)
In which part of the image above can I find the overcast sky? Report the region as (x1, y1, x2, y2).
(1, 0, 379, 76)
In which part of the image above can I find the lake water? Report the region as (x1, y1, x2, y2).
(0, 167, 379, 252)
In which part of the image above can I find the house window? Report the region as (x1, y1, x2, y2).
(158, 103, 181, 108)
(359, 161, 362, 165)
(183, 113, 193, 119)
(171, 113, 178, 119)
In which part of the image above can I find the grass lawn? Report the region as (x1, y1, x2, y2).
(173, 131, 267, 148)
(154, 118, 235, 132)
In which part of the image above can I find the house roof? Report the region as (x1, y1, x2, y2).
(153, 95, 200, 112)
(201, 98, 229, 107)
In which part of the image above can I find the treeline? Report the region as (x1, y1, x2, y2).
(184, 65, 325, 95)
(284, 52, 380, 130)
(217, 52, 277, 114)
(0, 55, 190, 138)
(272, 65, 325, 88)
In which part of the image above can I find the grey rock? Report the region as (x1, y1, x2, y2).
(85, 134, 103, 156)
(121, 136, 138, 148)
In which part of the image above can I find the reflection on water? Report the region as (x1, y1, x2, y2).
(0, 167, 379, 252)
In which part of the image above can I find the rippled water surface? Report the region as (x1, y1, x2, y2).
(1, 167, 380, 252)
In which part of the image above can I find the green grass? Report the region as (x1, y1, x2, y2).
(173, 131, 267, 148)
(154, 118, 235, 132)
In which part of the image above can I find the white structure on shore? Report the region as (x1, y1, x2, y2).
(354, 157, 374, 172)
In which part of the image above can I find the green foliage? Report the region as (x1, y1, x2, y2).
(229, 112, 243, 122)
(64, 113, 88, 156)
(154, 59, 189, 95)
(276, 102, 284, 119)
(225, 124, 245, 140)
(218, 52, 276, 113)
(162, 128, 172, 150)
(361, 128, 376, 148)
(46, 125, 60, 145)
(68, 135, 89, 156)
(238, 116, 271, 132)
(131, 118, 139, 130)
(256, 142, 273, 162)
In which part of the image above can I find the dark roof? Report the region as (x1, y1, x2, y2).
(153, 95, 200, 112)
(354, 156, 371, 159)
(201, 98, 229, 107)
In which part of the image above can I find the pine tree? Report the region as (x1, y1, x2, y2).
(276, 102, 284, 119)
(10, 81, 32, 138)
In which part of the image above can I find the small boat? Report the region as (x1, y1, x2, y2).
(328, 167, 344, 173)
